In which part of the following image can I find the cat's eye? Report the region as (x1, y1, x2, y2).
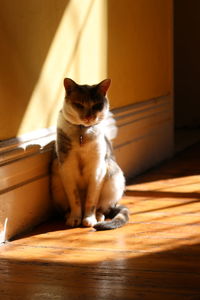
(93, 103, 103, 111)
(73, 102, 84, 110)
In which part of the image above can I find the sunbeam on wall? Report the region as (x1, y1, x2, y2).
(18, 0, 107, 135)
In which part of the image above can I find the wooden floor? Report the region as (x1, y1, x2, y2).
(1, 143, 200, 300)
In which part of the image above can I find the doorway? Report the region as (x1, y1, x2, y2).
(174, 0, 200, 152)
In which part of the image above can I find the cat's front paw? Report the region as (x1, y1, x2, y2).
(66, 213, 82, 227)
(82, 215, 97, 227)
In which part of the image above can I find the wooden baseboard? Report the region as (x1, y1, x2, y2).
(0, 128, 55, 243)
(113, 94, 174, 178)
(0, 95, 173, 242)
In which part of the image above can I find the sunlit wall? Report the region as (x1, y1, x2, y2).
(0, 0, 107, 139)
(0, 0, 172, 139)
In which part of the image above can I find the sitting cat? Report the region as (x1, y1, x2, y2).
(51, 78, 129, 230)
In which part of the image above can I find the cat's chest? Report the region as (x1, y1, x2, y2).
(70, 125, 97, 147)
(64, 130, 105, 173)
(59, 123, 106, 173)
(62, 137, 104, 189)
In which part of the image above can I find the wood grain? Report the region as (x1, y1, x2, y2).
(0, 143, 200, 299)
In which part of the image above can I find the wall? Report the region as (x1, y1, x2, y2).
(0, 0, 107, 139)
(106, 0, 173, 177)
(107, 0, 172, 108)
(0, 0, 65, 139)
(174, 0, 200, 128)
(0, 0, 172, 138)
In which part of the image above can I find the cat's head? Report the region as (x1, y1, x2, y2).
(62, 78, 111, 127)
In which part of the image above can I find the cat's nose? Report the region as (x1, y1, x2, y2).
(84, 116, 92, 122)
(84, 113, 93, 121)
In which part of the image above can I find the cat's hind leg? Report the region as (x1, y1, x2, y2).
(95, 168, 128, 230)
(96, 211, 105, 222)
(98, 168, 125, 213)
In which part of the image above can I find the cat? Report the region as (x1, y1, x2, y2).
(51, 78, 129, 230)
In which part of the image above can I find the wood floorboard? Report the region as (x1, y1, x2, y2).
(0, 143, 200, 299)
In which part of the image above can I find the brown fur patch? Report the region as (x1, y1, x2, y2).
(57, 128, 72, 163)
(90, 206, 96, 214)
(104, 136, 120, 178)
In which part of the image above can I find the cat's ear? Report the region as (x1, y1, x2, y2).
(98, 79, 111, 96)
(63, 78, 77, 94)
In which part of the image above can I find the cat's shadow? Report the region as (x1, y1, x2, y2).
(11, 216, 95, 242)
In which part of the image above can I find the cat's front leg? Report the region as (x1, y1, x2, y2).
(59, 169, 82, 227)
(82, 209, 97, 227)
(65, 188, 82, 227)
(83, 161, 107, 227)
(82, 177, 104, 227)
(83, 201, 105, 226)
(66, 210, 82, 227)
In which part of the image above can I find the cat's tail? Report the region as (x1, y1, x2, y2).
(94, 205, 129, 231)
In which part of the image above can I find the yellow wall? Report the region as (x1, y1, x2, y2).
(108, 0, 172, 108)
(0, 0, 172, 139)
(0, 0, 107, 139)
(0, 0, 66, 139)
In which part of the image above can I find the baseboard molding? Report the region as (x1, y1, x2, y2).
(113, 94, 174, 178)
(0, 128, 56, 243)
(0, 95, 173, 242)
(0, 127, 55, 166)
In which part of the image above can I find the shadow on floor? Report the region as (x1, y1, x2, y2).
(1, 242, 200, 300)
